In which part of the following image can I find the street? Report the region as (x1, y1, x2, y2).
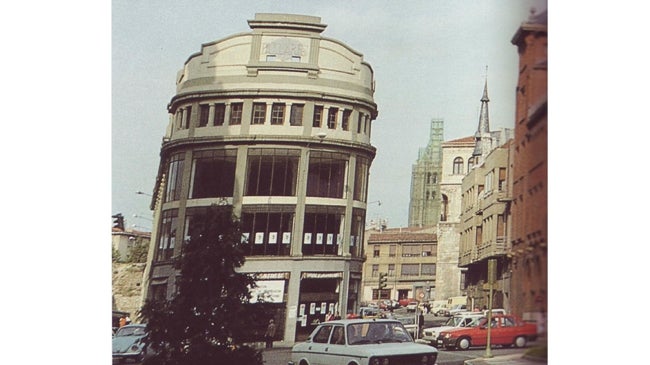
(262, 343, 540, 365)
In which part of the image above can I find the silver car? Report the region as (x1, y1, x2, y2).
(289, 319, 437, 365)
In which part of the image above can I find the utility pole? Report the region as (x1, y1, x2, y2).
(484, 258, 497, 358)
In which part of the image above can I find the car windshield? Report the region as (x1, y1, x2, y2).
(346, 322, 413, 345)
(116, 326, 146, 337)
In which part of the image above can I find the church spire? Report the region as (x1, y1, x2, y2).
(473, 67, 492, 158)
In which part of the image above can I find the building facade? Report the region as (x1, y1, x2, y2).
(458, 143, 512, 311)
(112, 227, 151, 263)
(141, 13, 378, 345)
(361, 227, 437, 304)
(508, 10, 548, 330)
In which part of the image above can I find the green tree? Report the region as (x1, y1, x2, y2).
(126, 237, 149, 263)
(112, 246, 121, 262)
(140, 205, 270, 365)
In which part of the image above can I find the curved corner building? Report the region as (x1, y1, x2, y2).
(143, 13, 378, 344)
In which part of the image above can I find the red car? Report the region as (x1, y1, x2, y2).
(436, 314, 537, 350)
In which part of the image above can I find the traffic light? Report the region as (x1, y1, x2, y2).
(112, 213, 125, 230)
(378, 272, 388, 289)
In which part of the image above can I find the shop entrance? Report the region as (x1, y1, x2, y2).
(295, 278, 339, 341)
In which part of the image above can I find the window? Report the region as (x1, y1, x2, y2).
(401, 264, 419, 276)
(184, 106, 192, 129)
(422, 244, 434, 257)
(330, 326, 345, 344)
(389, 245, 396, 257)
(313, 325, 333, 343)
(453, 157, 464, 175)
(229, 103, 243, 125)
(190, 149, 237, 198)
(156, 210, 178, 261)
(327, 107, 338, 129)
(165, 153, 184, 202)
(150, 283, 167, 301)
(440, 194, 448, 221)
(307, 151, 348, 198)
(476, 225, 483, 245)
(271, 103, 285, 125)
(421, 263, 436, 276)
(246, 149, 299, 196)
(497, 214, 506, 240)
(342, 109, 351, 131)
(251, 103, 266, 124)
(373, 245, 380, 257)
(388, 264, 395, 276)
(353, 156, 369, 202)
(199, 104, 210, 127)
(485, 170, 494, 192)
(349, 209, 365, 258)
(289, 104, 304, 126)
(357, 113, 363, 133)
(313, 105, 323, 127)
(468, 156, 477, 171)
(213, 104, 225, 126)
(241, 210, 293, 256)
(302, 206, 343, 256)
(372, 264, 379, 276)
(498, 168, 506, 191)
(402, 245, 421, 257)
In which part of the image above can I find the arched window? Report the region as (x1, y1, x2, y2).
(468, 156, 477, 171)
(453, 157, 464, 175)
(440, 194, 449, 221)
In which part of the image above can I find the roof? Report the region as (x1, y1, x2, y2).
(368, 231, 436, 244)
(442, 136, 475, 146)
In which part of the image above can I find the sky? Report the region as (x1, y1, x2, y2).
(112, 0, 548, 230)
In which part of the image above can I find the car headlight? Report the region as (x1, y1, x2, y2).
(370, 357, 389, 365)
(444, 333, 452, 339)
(130, 344, 141, 352)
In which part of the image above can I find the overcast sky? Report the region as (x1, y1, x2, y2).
(112, 0, 548, 230)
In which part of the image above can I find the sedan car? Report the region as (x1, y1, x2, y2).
(437, 314, 537, 350)
(289, 319, 437, 365)
(421, 313, 484, 346)
(112, 324, 148, 363)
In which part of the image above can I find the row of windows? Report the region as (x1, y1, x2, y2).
(155, 207, 366, 261)
(371, 244, 436, 258)
(165, 149, 370, 203)
(174, 102, 372, 135)
(371, 263, 436, 276)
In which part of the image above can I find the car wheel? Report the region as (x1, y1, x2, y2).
(456, 337, 471, 350)
(514, 335, 527, 348)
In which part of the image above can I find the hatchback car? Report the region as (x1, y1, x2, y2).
(112, 324, 148, 363)
(289, 319, 437, 365)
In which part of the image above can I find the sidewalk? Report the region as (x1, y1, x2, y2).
(464, 352, 546, 365)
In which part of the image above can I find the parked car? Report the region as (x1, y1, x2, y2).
(395, 316, 418, 338)
(398, 298, 415, 307)
(288, 319, 438, 365)
(446, 304, 468, 316)
(406, 301, 419, 313)
(421, 313, 484, 346)
(358, 306, 380, 319)
(112, 324, 148, 363)
(436, 314, 538, 350)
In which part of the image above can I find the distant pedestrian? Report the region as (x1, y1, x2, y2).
(264, 319, 277, 349)
(125, 315, 131, 325)
(418, 311, 425, 338)
(119, 315, 127, 328)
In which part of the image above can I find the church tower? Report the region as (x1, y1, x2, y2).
(408, 119, 444, 227)
(472, 76, 493, 163)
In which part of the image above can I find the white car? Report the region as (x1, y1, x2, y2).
(406, 301, 419, 313)
(395, 316, 419, 338)
(289, 319, 437, 365)
(421, 313, 484, 346)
